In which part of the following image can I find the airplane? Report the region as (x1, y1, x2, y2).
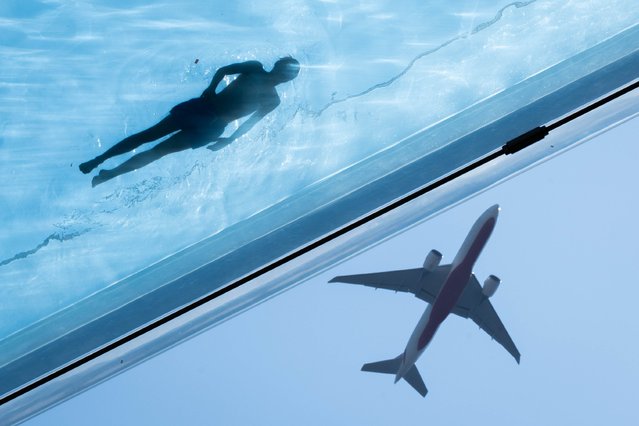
(329, 204, 519, 397)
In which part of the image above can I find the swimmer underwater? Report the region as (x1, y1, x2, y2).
(79, 57, 300, 187)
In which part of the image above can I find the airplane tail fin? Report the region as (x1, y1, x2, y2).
(404, 365, 428, 397)
(361, 355, 428, 397)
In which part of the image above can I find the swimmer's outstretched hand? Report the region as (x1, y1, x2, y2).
(207, 137, 231, 152)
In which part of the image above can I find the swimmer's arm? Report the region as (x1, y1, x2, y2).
(202, 61, 263, 99)
(228, 100, 279, 140)
(207, 101, 279, 150)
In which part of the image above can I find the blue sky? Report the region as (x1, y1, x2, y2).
(26, 115, 639, 425)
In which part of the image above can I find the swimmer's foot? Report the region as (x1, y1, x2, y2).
(91, 169, 113, 187)
(79, 158, 101, 174)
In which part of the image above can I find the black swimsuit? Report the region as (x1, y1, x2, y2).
(170, 97, 225, 142)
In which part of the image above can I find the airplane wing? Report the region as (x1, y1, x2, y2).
(331, 268, 520, 362)
(460, 276, 521, 363)
(329, 265, 451, 303)
(329, 268, 423, 294)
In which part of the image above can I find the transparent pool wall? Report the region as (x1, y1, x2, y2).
(1, 0, 638, 414)
(4, 84, 637, 426)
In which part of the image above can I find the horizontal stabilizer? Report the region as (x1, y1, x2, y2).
(361, 355, 402, 375)
(404, 365, 428, 397)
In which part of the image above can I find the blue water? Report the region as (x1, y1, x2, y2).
(1, 0, 638, 402)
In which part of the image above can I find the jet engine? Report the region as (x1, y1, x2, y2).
(422, 249, 442, 272)
(482, 275, 501, 297)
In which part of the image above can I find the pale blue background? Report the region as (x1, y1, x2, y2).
(26, 116, 639, 425)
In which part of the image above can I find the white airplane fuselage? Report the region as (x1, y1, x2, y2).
(394, 205, 499, 383)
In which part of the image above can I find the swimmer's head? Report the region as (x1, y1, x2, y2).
(271, 57, 300, 84)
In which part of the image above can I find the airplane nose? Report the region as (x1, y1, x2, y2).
(480, 204, 500, 222)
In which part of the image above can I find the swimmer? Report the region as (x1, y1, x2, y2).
(79, 57, 300, 187)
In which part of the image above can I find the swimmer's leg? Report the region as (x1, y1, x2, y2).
(91, 131, 201, 187)
(80, 115, 180, 174)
